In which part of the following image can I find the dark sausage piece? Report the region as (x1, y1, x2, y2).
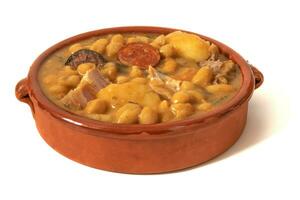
(65, 49, 106, 69)
(117, 42, 160, 68)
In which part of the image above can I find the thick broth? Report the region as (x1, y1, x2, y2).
(39, 31, 242, 124)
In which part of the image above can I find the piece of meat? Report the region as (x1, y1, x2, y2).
(65, 49, 106, 69)
(61, 69, 109, 109)
(148, 66, 182, 99)
(118, 42, 160, 68)
(199, 60, 223, 74)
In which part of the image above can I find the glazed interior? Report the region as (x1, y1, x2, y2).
(38, 31, 242, 125)
(28, 27, 254, 134)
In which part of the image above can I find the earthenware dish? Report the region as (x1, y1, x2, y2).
(15, 26, 263, 174)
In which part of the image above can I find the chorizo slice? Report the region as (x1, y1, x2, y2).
(65, 49, 106, 69)
(117, 42, 160, 68)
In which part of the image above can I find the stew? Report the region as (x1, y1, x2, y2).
(38, 31, 242, 124)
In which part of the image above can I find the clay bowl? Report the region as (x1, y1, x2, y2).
(15, 26, 264, 174)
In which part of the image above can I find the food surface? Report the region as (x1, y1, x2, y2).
(39, 31, 242, 124)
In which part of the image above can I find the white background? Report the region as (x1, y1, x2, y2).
(0, 0, 299, 199)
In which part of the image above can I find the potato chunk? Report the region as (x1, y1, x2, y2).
(166, 31, 210, 62)
(96, 82, 160, 108)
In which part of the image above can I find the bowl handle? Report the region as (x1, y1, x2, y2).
(15, 78, 35, 114)
(250, 65, 264, 89)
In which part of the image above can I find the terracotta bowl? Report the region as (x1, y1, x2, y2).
(15, 26, 264, 174)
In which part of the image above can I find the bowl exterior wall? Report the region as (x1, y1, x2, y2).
(32, 94, 248, 174)
(15, 26, 262, 174)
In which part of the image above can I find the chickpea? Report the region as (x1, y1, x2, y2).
(192, 66, 213, 87)
(160, 58, 177, 73)
(90, 38, 109, 53)
(130, 66, 143, 78)
(158, 100, 169, 113)
(77, 63, 96, 75)
(161, 111, 174, 122)
(171, 103, 194, 119)
(171, 91, 191, 103)
(127, 36, 150, 44)
(116, 103, 142, 124)
(102, 62, 118, 81)
(69, 43, 83, 53)
(150, 35, 166, 48)
(180, 81, 195, 91)
(197, 102, 213, 111)
(160, 44, 174, 57)
(139, 107, 158, 124)
(127, 37, 139, 44)
(106, 34, 124, 57)
(158, 101, 174, 122)
(116, 75, 130, 84)
(85, 99, 107, 114)
(137, 36, 150, 43)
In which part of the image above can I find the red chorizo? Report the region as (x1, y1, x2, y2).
(117, 42, 160, 68)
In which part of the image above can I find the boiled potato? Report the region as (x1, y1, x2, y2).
(96, 82, 160, 108)
(166, 31, 210, 62)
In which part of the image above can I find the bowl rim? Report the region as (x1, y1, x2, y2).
(27, 26, 254, 135)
